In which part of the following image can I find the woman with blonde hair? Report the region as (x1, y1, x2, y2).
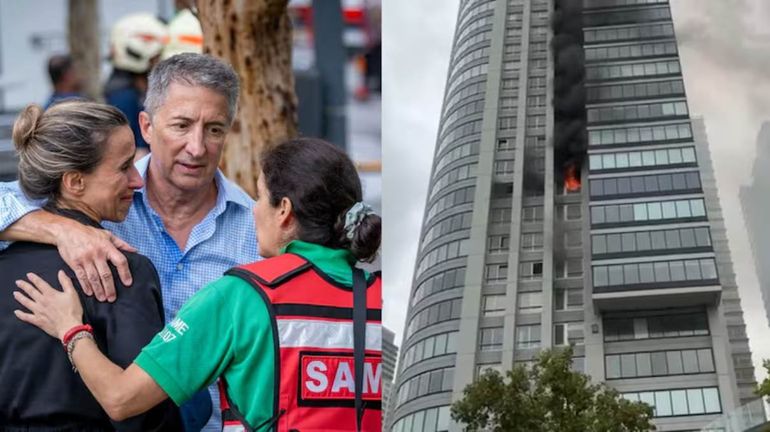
(0, 101, 181, 431)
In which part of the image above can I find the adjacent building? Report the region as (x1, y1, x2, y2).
(740, 122, 770, 329)
(389, 1, 760, 431)
(382, 326, 399, 424)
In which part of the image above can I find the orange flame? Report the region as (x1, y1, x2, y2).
(564, 164, 581, 192)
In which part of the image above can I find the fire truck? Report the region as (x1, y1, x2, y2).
(288, 0, 381, 98)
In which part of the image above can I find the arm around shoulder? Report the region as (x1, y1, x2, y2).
(0, 181, 46, 244)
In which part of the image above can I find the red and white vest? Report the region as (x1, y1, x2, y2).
(220, 253, 382, 432)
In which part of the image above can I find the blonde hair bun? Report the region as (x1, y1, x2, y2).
(12, 104, 44, 152)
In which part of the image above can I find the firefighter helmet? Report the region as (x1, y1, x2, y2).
(161, 9, 203, 60)
(110, 13, 168, 73)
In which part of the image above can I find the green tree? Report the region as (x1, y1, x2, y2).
(451, 347, 655, 432)
(757, 359, 770, 399)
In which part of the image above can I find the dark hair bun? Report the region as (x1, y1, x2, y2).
(12, 104, 44, 152)
(349, 213, 381, 263)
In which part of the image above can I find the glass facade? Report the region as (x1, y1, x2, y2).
(389, 1, 757, 430)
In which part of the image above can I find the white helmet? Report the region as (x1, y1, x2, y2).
(162, 9, 203, 60)
(110, 13, 168, 73)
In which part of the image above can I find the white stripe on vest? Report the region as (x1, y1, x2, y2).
(276, 319, 382, 351)
(223, 424, 245, 432)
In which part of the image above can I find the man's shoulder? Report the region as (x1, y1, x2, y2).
(0, 241, 61, 267)
(123, 251, 158, 275)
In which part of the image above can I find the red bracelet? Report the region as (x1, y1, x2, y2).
(62, 324, 93, 347)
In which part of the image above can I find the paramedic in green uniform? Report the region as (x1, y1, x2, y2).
(12, 138, 381, 429)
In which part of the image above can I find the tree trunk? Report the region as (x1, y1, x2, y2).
(67, 0, 101, 101)
(197, 0, 298, 197)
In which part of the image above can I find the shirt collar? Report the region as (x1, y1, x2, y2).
(280, 240, 358, 286)
(133, 154, 254, 210)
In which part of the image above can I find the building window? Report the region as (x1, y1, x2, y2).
(606, 348, 715, 380)
(527, 95, 546, 108)
(402, 331, 459, 370)
(555, 288, 583, 310)
(391, 405, 451, 432)
(416, 238, 471, 275)
(521, 232, 544, 251)
(518, 291, 543, 313)
(500, 97, 517, 108)
(593, 258, 719, 289)
(412, 267, 465, 306)
(483, 294, 507, 317)
(557, 258, 583, 278)
(590, 171, 701, 199)
(498, 138, 514, 150)
(426, 185, 475, 222)
(583, 6, 672, 27)
(488, 234, 510, 253)
(502, 78, 518, 90)
(590, 198, 707, 226)
(572, 357, 585, 373)
(583, 21, 674, 44)
(525, 135, 545, 148)
(422, 211, 473, 246)
(588, 122, 692, 147)
(526, 115, 546, 129)
(587, 79, 685, 103)
(520, 261, 543, 280)
(585, 41, 678, 63)
(530, 41, 547, 53)
(499, 116, 517, 130)
(516, 324, 541, 349)
(486, 264, 509, 281)
(589, 146, 697, 171)
(490, 208, 512, 223)
(528, 77, 546, 89)
(554, 322, 585, 346)
(591, 226, 713, 256)
(505, 45, 522, 57)
(503, 61, 521, 71)
(434, 142, 474, 173)
(556, 203, 582, 221)
(621, 387, 720, 418)
(522, 206, 544, 222)
(429, 162, 478, 199)
(603, 311, 709, 342)
(406, 298, 463, 338)
(495, 159, 515, 174)
(565, 231, 582, 248)
(395, 367, 455, 405)
(479, 327, 504, 351)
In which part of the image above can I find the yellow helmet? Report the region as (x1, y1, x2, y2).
(162, 9, 203, 60)
(110, 13, 168, 73)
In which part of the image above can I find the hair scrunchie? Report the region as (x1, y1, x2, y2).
(344, 202, 375, 240)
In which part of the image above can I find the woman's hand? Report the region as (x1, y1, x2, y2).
(14, 270, 84, 341)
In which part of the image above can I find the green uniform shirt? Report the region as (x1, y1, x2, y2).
(134, 240, 359, 429)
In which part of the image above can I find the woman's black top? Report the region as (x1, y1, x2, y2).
(0, 209, 182, 431)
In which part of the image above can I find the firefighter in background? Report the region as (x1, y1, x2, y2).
(14, 138, 384, 432)
(162, 7, 203, 60)
(105, 13, 168, 162)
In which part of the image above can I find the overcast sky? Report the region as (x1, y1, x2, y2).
(382, 0, 770, 384)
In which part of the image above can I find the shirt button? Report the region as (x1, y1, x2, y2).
(177, 263, 184, 271)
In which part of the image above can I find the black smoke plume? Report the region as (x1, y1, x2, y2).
(551, 0, 586, 182)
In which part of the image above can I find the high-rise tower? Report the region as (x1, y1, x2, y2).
(389, 1, 759, 431)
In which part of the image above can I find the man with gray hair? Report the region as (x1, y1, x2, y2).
(0, 53, 258, 432)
